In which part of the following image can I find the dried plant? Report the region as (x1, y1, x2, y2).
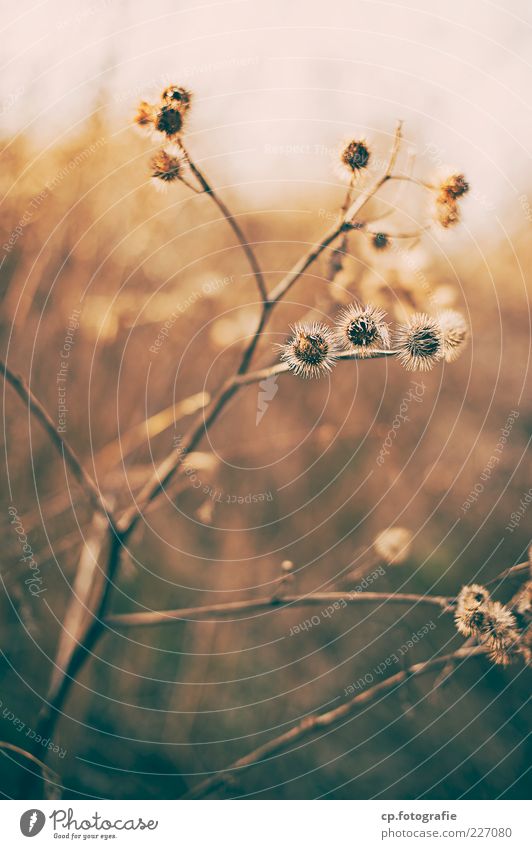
(2, 82, 529, 801)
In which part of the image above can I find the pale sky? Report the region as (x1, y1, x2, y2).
(2, 0, 532, 224)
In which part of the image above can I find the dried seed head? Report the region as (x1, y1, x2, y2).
(480, 601, 520, 665)
(373, 527, 412, 566)
(395, 313, 444, 371)
(341, 140, 370, 172)
(161, 85, 192, 111)
(435, 197, 460, 228)
(279, 322, 337, 379)
(454, 583, 490, 637)
(440, 174, 469, 200)
(372, 232, 389, 250)
(335, 303, 390, 356)
(438, 310, 469, 363)
(155, 104, 184, 138)
(150, 149, 185, 184)
(134, 100, 156, 132)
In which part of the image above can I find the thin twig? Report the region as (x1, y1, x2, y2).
(180, 142, 268, 302)
(1, 360, 114, 522)
(105, 590, 451, 628)
(183, 645, 486, 799)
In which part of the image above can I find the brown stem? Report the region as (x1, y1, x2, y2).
(180, 143, 268, 302)
(183, 645, 486, 799)
(105, 591, 451, 628)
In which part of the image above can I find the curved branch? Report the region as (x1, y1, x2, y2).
(183, 644, 486, 799)
(180, 143, 268, 302)
(106, 590, 451, 628)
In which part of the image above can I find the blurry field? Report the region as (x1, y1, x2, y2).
(0, 117, 530, 799)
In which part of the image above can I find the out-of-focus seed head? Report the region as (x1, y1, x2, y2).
(480, 601, 520, 665)
(155, 104, 184, 138)
(440, 173, 470, 200)
(438, 309, 469, 363)
(372, 232, 389, 250)
(435, 197, 460, 228)
(395, 313, 444, 371)
(279, 322, 337, 379)
(341, 140, 371, 172)
(454, 583, 490, 636)
(161, 85, 192, 111)
(335, 303, 390, 357)
(150, 149, 185, 184)
(373, 527, 412, 566)
(134, 100, 156, 132)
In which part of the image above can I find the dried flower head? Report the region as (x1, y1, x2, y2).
(134, 100, 156, 133)
(279, 322, 337, 379)
(479, 601, 520, 665)
(150, 149, 185, 184)
(438, 310, 469, 363)
(454, 583, 490, 636)
(372, 232, 389, 250)
(155, 104, 184, 138)
(440, 174, 469, 200)
(395, 313, 444, 371)
(335, 303, 390, 357)
(162, 85, 192, 111)
(435, 197, 460, 229)
(341, 140, 370, 173)
(373, 527, 412, 566)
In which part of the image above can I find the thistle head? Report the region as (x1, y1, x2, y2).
(454, 584, 490, 637)
(279, 322, 337, 379)
(440, 173, 469, 201)
(150, 149, 185, 185)
(162, 85, 192, 111)
(479, 601, 520, 665)
(435, 197, 460, 228)
(395, 313, 444, 371)
(335, 303, 390, 357)
(373, 527, 412, 566)
(134, 100, 156, 133)
(341, 139, 370, 173)
(371, 232, 389, 250)
(438, 310, 469, 363)
(155, 104, 184, 138)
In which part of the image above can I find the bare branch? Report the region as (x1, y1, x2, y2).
(183, 645, 486, 799)
(106, 591, 451, 628)
(180, 142, 268, 302)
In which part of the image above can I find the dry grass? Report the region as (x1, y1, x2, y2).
(0, 105, 530, 800)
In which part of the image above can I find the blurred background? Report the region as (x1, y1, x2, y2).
(0, 0, 531, 800)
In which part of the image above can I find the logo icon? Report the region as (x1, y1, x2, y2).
(20, 810, 46, 837)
